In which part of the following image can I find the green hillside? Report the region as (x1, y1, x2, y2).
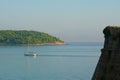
(0, 30, 64, 45)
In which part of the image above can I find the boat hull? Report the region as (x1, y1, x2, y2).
(24, 53, 38, 56)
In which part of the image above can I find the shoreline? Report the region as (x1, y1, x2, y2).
(0, 42, 64, 46)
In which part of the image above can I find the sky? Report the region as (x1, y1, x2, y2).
(0, 0, 120, 42)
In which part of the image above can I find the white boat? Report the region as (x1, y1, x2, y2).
(24, 52, 37, 56)
(24, 39, 38, 56)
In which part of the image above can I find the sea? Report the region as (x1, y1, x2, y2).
(0, 42, 103, 80)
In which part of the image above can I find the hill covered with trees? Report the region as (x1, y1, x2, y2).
(0, 30, 64, 45)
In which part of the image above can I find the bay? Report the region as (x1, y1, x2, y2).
(0, 42, 103, 80)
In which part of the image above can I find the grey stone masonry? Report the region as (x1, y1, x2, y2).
(92, 26, 120, 80)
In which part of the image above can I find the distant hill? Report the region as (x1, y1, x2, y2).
(0, 30, 64, 45)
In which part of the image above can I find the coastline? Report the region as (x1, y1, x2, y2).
(0, 42, 64, 46)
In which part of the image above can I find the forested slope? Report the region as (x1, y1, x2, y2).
(0, 30, 64, 45)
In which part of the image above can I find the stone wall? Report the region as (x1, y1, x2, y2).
(92, 26, 120, 80)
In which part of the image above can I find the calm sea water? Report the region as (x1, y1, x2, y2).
(0, 42, 103, 80)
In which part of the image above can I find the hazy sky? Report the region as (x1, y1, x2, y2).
(0, 0, 120, 42)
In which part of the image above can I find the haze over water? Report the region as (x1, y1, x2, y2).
(0, 42, 103, 80)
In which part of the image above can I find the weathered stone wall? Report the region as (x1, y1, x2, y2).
(92, 26, 120, 80)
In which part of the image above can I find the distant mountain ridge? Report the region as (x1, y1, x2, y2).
(0, 30, 64, 45)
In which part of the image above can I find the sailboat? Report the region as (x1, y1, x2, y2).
(24, 51, 37, 56)
(24, 40, 38, 56)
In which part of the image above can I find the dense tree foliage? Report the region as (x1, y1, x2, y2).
(0, 30, 64, 45)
